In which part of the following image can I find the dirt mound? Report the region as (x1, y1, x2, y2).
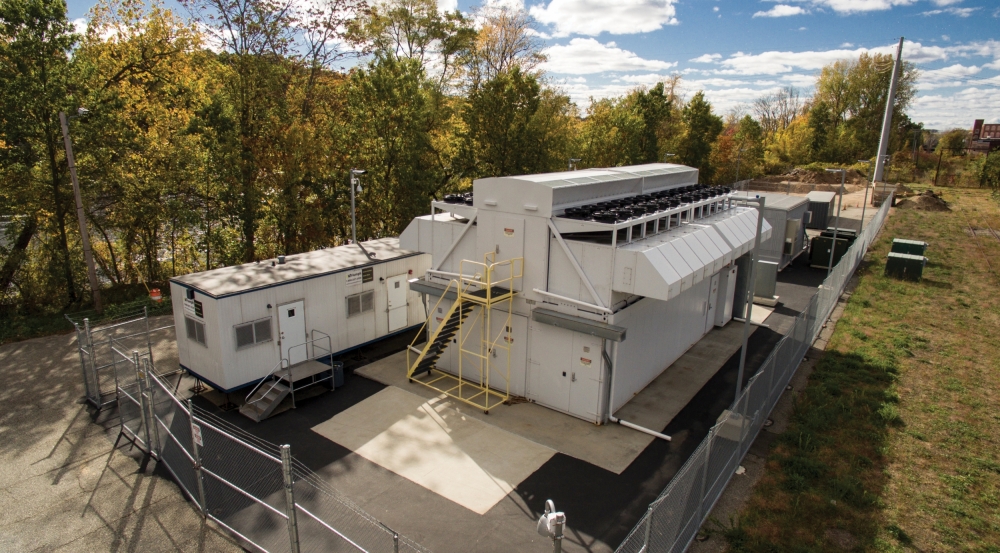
(760, 167, 868, 185)
(748, 180, 863, 195)
(896, 190, 950, 212)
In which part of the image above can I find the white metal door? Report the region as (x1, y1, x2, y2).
(706, 273, 720, 334)
(527, 322, 572, 413)
(279, 300, 306, 366)
(568, 333, 603, 422)
(387, 274, 408, 332)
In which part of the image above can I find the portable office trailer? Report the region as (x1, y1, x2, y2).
(169, 239, 430, 392)
(735, 192, 809, 270)
(806, 191, 837, 230)
(402, 163, 772, 423)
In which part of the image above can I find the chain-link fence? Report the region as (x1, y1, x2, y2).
(616, 195, 893, 553)
(107, 350, 430, 553)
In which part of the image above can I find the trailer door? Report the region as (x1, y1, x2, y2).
(279, 300, 307, 365)
(387, 274, 408, 332)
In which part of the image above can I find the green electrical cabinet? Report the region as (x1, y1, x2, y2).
(809, 234, 851, 269)
(885, 252, 927, 281)
(891, 238, 929, 256)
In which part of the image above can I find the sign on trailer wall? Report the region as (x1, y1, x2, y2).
(346, 267, 374, 286)
(184, 298, 203, 319)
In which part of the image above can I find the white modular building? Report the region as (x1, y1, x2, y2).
(169, 239, 430, 393)
(401, 164, 772, 423)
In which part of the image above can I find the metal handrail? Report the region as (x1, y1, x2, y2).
(286, 332, 334, 370)
(246, 358, 290, 405)
(407, 279, 466, 373)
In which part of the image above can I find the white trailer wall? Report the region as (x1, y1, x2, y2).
(171, 282, 226, 389)
(609, 275, 712, 413)
(172, 250, 429, 392)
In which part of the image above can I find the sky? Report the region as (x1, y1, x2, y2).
(64, 0, 1000, 130)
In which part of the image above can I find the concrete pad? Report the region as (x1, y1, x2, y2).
(613, 322, 757, 433)
(312, 387, 555, 514)
(750, 305, 774, 325)
(355, 352, 654, 474)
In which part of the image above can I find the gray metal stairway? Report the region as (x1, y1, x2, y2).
(239, 380, 290, 422)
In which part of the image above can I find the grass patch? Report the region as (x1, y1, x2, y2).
(728, 187, 1000, 551)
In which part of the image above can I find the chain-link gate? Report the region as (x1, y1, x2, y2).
(69, 306, 159, 408)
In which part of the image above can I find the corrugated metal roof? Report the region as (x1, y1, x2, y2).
(170, 238, 419, 298)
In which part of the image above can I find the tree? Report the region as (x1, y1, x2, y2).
(362, 0, 475, 90)
(937, 129, 968, 156)
(346, 56, 438, 239)
(807, 100, 838, 162)
(0, 0, 80, 305)
(752, 86, 801, 138)
(813, 52, 918, 161)
(465, 4, 545, 89)
(764, 115, 813, 172)
(678, 91, 723, 183)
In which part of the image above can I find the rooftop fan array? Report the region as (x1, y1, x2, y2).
(560, 184, 731, 224)
(442, 192, 474, 205)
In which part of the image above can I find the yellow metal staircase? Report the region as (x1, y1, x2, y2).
(407, 254, 523, 413)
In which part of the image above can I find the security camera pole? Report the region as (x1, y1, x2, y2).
(350, 169, 375, 259)
(824, 168, 847, 276)
(60, 109, 102, 313)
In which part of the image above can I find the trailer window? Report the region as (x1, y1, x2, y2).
(234, 318, 272, 349)
(185, 317, 206, 347)
(347, 290, 375, 317)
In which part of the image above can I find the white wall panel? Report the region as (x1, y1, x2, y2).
(609, 276, 711, 413)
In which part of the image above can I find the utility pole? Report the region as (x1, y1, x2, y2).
(873, 37, 904, 184)
(60, 111, 102, 313)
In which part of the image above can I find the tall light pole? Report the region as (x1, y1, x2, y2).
(825, 168, 846, 276)
(349, 169, 375, 259)
(857, 160, 872, 233)
(59, 109, 102, 314)
(873, 37, 904, 184)
(662, 152, 676, 163)
(568, 158, 581, 171)
(736, 195, 765, 403)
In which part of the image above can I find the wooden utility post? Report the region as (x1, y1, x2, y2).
(59, 111, 102, 313)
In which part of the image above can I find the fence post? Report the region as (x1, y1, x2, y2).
(142, 359, 161, 457)
(697, 427, 714, 522)
(281, 445, 301, 553)
(641, 505, 653, 552)
(144, 306, 155, 370)
(134, 351, 153, 452)
(85, 318, 101, 403)
(77, 320, 92, 402)
(187, 399, 208, 515)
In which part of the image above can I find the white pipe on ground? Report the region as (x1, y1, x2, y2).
(609, 416, 672, 442)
